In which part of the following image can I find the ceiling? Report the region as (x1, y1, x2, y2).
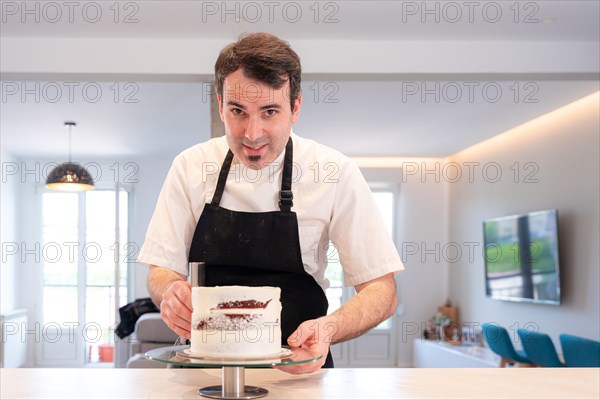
(1, 1, 599, 160)
(3, 1, 599, 41)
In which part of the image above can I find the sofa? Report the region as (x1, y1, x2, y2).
(116, 312, 179, 368)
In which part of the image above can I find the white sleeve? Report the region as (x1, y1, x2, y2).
(137, 154, 201, 276)
(328, 161, 404, 287)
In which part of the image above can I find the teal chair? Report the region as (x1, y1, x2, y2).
(559, 334, 600, 367)
(517, 329, 565, 367)
(482, 323, 534, 367)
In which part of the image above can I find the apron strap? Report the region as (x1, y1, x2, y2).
(210, 150, 234, 206)
(279, 138, 294, 213)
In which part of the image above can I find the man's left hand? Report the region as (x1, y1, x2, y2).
(275, 316, 338, 374)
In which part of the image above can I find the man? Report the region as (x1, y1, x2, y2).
(138, 32, 403, 374)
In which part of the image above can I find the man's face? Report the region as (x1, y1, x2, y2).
(219, 68, 301, 170)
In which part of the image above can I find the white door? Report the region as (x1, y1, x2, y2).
(36, 188, 129, 366)
(328, 189, 400, 367)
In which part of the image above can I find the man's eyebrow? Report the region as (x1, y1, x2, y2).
(259, 103, 281, 110)
(226, 101, 282, 111)
(226, 101, 246, 109)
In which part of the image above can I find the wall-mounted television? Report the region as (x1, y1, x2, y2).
(483, 209, 561, 305)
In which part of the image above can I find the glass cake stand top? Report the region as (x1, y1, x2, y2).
(145, 345, 320, 367)
(145, 345, 322, 400)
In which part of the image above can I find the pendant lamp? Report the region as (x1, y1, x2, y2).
(45, 122, 95, 192)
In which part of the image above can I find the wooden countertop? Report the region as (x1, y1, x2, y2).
(2, 367, 599, 399)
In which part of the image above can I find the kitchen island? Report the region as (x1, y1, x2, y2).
(1, 367, 599, 399)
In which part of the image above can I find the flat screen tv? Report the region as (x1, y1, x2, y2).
(483, 209, 561, 305)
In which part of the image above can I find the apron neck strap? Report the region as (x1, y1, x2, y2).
(210, 150, 234, 206)
(279, 138, 294, 213)
(210, 137, 295, 213)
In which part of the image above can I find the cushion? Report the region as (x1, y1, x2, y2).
(134, 313, 179, 343)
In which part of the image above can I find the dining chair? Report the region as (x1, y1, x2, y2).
(517, 329, 564, 367)
(559, 334, 600, 367)
(482, 323, 534, 367)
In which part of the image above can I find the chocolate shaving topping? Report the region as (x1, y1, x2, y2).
(216, 299, 272, 309)
(224, 314, 250, 319)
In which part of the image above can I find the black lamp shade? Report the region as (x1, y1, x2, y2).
(45, 162, 95, 191)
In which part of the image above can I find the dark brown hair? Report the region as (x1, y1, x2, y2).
(214, 32, 301, 110)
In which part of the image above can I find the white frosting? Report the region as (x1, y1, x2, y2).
(191, 286, 282, 357)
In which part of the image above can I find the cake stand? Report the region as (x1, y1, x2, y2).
(145, 345, 322, 400)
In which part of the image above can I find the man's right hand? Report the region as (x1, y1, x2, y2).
(147, 266, 193, 339)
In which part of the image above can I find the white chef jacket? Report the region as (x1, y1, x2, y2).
(138, 133, 404, 291)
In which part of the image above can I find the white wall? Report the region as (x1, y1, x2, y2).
(362, 164, 448, 367)
(17, 168, 41, 367)
(447, 93, 600, 346)
(0, 149, 19, 314)
(396, 164, 449, 367)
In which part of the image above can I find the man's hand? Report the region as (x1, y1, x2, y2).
(275, 316, 338, 374)
(148, 266, 192, 339)
(275, 273, 397, 374)
(160, 280, 193, 339)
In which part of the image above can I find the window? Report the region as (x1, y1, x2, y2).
(41, 189, 129, 364)
(42, 193, 79, 326)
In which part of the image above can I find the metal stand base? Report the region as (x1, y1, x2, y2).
(198, 366, 268, 400)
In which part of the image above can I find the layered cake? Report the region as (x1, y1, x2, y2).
(191, 286, 282, 357)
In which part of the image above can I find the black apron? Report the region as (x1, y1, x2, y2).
(188, 138, 333, 368)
